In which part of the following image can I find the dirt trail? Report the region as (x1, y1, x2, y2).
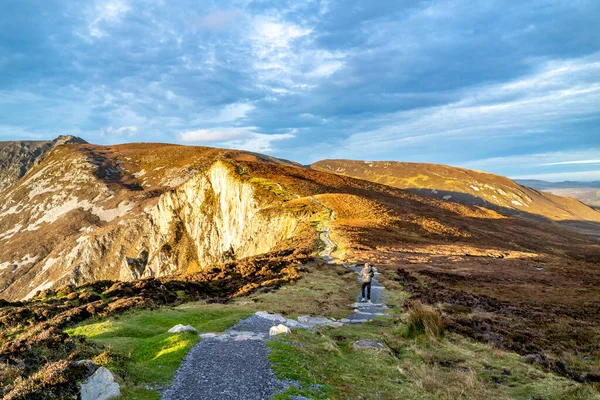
(162, 204, 387, 399)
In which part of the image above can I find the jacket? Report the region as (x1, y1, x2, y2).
(360, 266, 375, 283)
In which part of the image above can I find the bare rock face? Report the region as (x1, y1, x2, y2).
(0, 135, 87, 193)
(0, 143, 304, 300)
(79, 366, 121, 400)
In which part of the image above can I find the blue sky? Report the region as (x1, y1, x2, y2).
(1, 0, 599, 181)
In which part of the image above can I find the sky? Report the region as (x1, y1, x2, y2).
(0, 0, 599, 181)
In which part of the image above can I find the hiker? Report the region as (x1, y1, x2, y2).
(360, 263, 376, 302)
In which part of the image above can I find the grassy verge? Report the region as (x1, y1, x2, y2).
(66, 304, 253, 399)
(268, 275, 600, 400)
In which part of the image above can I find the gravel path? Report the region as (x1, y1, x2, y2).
(162, 208, 387, 399)
(162, 315, 287, 400)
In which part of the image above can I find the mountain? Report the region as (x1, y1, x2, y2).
(1, 141, 598, 301)
(516, 179, 600, 209)
(311, 160, 600, 235)
(0, 135, 87, 192)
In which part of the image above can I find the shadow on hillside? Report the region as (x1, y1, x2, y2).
(79, 146, 144, 191)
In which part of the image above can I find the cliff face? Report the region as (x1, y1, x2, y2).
(0, 144, 305, 300)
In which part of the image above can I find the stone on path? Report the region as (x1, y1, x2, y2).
(80, 366, 121, 400)
(297, 315, 344, 328)
(269, 324, 291, 336)
(352, 340, 387, 350)
(168, 324, 198, 333)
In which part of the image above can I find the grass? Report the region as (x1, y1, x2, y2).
(249, 177, 297, 201)
(244, 262, 357, 319)
(406, 300, 445, 339)
(66, 304, 252, 399)
(64, 264, 600, 399)
(267, 277, 600, 400)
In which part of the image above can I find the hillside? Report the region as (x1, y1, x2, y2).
(0, 136, 87, 192)
(311, 159, 600, 234)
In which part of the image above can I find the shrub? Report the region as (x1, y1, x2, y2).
(406, 300, 444, 339)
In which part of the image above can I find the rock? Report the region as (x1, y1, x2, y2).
(80, 366, 121, 400)
(255, 311, 310, 329)
(269, 324, 291, 336)
(168, 324, 198, 333)
(297, 316, 343, 328)
(352, 339, 387, 350)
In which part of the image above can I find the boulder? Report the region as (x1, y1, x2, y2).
(168, 324, 198, 334)
(269, 324, 291, 336)
(80, 366, 121, 400)
(352, 339, 387, 350)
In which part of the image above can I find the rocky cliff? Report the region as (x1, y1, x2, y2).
(0, 142, 310, 300)
(0, 136, 87, 192)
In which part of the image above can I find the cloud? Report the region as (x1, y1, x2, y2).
(179, 127, 254, 143)
(179, 127, 294, 152)
(511, 170, 600, 182)
(541, 159, 600, 166)
(87, 0, 130, 38)
(102, 125, 138, 136)
(196, 10, 242, 31)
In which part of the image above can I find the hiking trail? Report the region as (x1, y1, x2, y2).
(162, 200, 388, 399)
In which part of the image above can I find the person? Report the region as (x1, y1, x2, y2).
(360, 263, 376, 302)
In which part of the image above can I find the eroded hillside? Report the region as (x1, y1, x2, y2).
(0, 142, 317, 300)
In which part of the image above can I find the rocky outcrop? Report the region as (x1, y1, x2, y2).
(0, 156, 304, 300)
(0, 135, 86, 192)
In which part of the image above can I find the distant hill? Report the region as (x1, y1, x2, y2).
(516, 179, 600, 209)
(311, 160, 600, 235)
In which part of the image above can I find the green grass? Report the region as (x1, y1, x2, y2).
(249, 177, 296, 201)
(267, 278, 600, 400)
(66, 304, 252, 399)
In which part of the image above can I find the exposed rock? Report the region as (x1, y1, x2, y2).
(80, 366, 121, 400)
(352, 339, 387, 350)
(269, 324, 291, 336)
(297, 315, 344, 328)
(168, 324, 198, 334)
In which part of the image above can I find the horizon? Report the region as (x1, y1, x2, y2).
(1, 0, 599, 181)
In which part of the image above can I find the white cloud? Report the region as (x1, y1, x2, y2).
(88, 0, 130, 38)
(248, 16, 346, 89)
(335, 55, 600, 155)
(511, 170, 600, 182)
(541, 159, 600, 166)
(179, 127, 254, 143)
(461, 149, 600, 170)
(192, 103, 254, 125)
(178, 126, 294, 153)
(102, 125, 138, 136)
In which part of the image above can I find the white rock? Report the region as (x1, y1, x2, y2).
(297, 316, 343, 328)
(168, 324, 198, 333)
(80, 367, 121, 400)
(269, 324, 291, 336)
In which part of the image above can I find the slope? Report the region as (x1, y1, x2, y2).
(311, 159, 600, 231)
